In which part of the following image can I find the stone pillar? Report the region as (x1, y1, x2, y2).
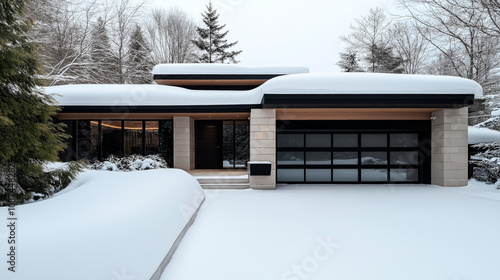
(249, 109, 276, 189)
(173, 116, 195, 171)
(431, 107, 469, 187)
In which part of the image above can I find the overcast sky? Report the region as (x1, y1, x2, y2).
(150, 0, 395, 72)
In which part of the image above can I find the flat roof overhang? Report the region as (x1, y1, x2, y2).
(262, 93, 476, 108)
(154, 74, 283, 90)
(56, 105, 256, 120)
(59, 104, 259, 114)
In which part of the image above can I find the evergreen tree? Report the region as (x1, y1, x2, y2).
(192, 1, 242, 63)
(0, 0, 73, 205)
(126, 25, 153, 84)
(365, 44, 404, 73)
(337, 50, 363, 72)
(88, 17, 120, 83)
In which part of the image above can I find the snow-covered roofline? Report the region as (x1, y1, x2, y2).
(261, 73, 483, 99)
(152, 64, 310, 75)
(45, 72, 482, 107)
(45, 84, 262, 106)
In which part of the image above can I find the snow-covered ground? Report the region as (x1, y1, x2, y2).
(161, 182, 500, 280)
(0, 169, 204, 280)
(2, 169, 499, 280)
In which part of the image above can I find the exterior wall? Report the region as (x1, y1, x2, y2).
(173, 116, 195, 171)
(249, 109, 276, 189)
(431, 108, 469, 187)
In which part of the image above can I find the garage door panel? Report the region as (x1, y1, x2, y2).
(276, 120, 430, 184)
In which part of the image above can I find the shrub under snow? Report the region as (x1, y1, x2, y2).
(91, 154, 168, 171)
(471, 142, 500, 188)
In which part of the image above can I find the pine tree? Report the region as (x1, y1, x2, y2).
(365, 44, 404, 73)
(126, 25, 153, 84)
(192, 1, 242, 63)
(0, 0, 71, 205)
(88, 18, 120, 83)
(337, 50, 363, 72)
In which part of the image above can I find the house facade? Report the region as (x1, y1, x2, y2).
(46, 64, 482, 189)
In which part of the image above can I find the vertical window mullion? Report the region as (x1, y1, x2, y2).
(233, 120, 236, 168)
(357, 133, 361, 183)
(121, 121, 125, 157)
(98, 121, 102, 160)
(387, 133, 390, 183)
(75, 120, 79, 161)
(142, 121, 146, 156)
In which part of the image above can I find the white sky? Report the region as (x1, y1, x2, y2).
(149, 0, 395, 72)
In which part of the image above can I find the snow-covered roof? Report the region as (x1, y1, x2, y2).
(45, 72, 483, 107)
(45, 84, 262, 106)
(261, 73, 483, 98)
(152, 64, 310, 75)
(468, 126, 500, 144)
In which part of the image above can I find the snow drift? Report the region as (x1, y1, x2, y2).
(0, 169, 205, 280)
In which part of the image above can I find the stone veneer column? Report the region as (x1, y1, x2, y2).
(173, 116, 195, 171)
(249, 109, 276, 189)
(431, 107, 468, 187)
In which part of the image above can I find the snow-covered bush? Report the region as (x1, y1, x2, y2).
(0, 160, 86, 205)
(91, 154, 168, 172)
(471, 142, 500, 188)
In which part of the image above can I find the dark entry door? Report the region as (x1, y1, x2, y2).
(195, 121, 223, 169)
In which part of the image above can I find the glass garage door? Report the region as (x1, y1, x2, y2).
(276, 121, 431, 184)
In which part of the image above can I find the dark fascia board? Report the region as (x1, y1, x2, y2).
(262, 93, 476, 108)
(60, 104, 259, 114)
(153, 74, 282, 80)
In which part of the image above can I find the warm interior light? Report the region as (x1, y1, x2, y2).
(90, 121, 159, 130)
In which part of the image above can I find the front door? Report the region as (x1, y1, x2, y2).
(195, 121, 223, 169)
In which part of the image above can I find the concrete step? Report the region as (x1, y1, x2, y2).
(201, 183, 250, 189)
(196, 177, 249, 184)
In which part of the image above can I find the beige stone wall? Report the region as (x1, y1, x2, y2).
(431, 107, 469, 187)
(173, 116, 195, 171)
(249, 109, 276, 189)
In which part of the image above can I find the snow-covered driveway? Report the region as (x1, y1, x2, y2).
(161, 183, 500, 280)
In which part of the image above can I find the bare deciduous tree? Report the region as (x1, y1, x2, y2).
(108, 0, 145, 84)
(396, 0, 500, 84)
(340, 7, 392, 72)
(146, 8, 197, 64)
(390, 22, 430, 74)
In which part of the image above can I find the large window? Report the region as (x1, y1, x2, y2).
(223, 120, 249, 168)
(124, 121, 143, 155)
(62, 120, 172, 166)
(102, 121, 123, 158)
(276, 121, 431, 184)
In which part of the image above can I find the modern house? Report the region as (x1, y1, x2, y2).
(46, 64, 482, 189)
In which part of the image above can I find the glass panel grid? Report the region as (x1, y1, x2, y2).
(277, 130, 423, 184)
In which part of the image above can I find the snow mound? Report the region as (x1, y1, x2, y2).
(469, 126, 500, 144)
(492, 109, 500, 117)
(152, 63, 309, 75)
(0, 169, 204, 280)
(261, 73, 483, 98)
